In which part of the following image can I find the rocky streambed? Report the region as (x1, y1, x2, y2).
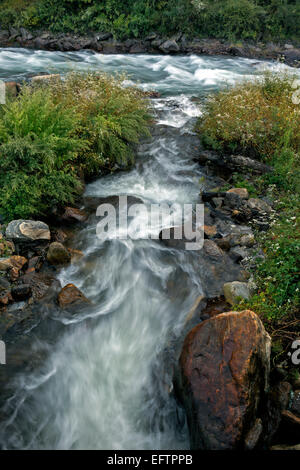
(0, 52, 299, 450)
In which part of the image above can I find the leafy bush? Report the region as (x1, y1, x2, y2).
(0, 86, 85, 219)
(0, 73, 150, 220)
(45, 72, 150, 175)
(1, 0, 299, 41)
(196, 73, 300, 162)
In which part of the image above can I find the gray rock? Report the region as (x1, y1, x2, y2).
(223, 281, 252, 305)
(229, 246, 249, 263)
(96, 32, 113, 41)
(6, 220, 50, 242)
(159, 40, 180, 53)
(248, 198, 272, 215)
(224, 191, 243, 209)
(212, 197, 224, 209)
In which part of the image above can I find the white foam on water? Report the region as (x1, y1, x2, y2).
(0, 49, 298, 450)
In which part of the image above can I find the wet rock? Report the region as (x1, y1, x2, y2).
(203, 240, 224, 261)
(159, 226, 201, 250)
(11, 284, 32, 301)
(248, 198, 273, 215)
(184, 295, 207, 326)
(224, 192, 244, 211)
(0, 255, 27, 274)
(227, 188, 249, 199)
(159, 40, 180, 53)
(215, 236, 231, 251)
(95, 32, 113, 41)
(53, 229, 69, 244)
(229, 246, 249, 263)
(223, 281, 252, 305)
(284, 48, 300, 64)
(255, 220, 270, 232)
(174, 310, 271, 450)
(46, 242, 71, 266)
(68, 248, 84, 264)
(200, 297, 230, 321)
(58, 283, 90, 312)
(6, 220, 50, 242)
(26, 256, 43, 273)
(61, 206, 88, 224)
(244, 418, 263, 450)
(83, 194, 143, 212)
(197, 151, 272, 175)
(19, 271, 60, 302)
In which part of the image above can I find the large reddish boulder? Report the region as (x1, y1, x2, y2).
(175, 310, 271, 450)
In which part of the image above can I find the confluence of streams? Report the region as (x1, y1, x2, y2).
(0, 49, 291, 450)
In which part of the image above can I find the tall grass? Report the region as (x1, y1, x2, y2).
(46, 72, 151, 175)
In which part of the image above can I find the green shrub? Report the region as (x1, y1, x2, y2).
(2, 0, 299, 41)
(0, 87, 85, 220)
(46, 72, 151, 175)
(196, 73, 300, 162)
(0, 73, 150, 220)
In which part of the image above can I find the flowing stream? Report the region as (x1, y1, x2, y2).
(0, 49, 293, 450)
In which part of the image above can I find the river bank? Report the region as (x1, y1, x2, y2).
(0, 28, 300, 67)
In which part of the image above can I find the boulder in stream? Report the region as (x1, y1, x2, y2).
(47, 242, 71, 266)
(58, 283, 90, 312)
(174, 310, 271, 450)
(6, 220, 50, 243)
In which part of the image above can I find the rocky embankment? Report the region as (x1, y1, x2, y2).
(0, 27, 300, 67)
(166, 149, 300, 450)
(0, 209, 91, 341)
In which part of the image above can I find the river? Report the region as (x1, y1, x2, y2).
(0, 49, 292, 450)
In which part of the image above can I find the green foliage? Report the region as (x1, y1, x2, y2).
(0, 86, 84, 219)
(197, 72, 300, 363)
(46, 72, 151, 174)
(0, 0, 299, 41)
(196, 73, 300, 162)
(0, 73, 150, 221)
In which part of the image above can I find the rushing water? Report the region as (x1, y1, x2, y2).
(0, 49, 294, 450)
